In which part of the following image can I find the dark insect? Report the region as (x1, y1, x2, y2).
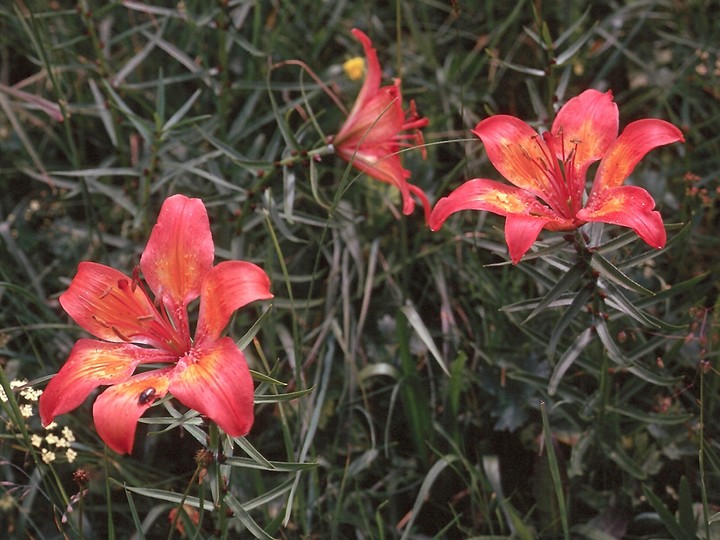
(138, 387, 157, 405)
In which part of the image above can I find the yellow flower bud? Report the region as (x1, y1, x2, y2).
(343, 57, 365, 81)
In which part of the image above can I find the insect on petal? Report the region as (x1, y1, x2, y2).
(92, 371, 171, 454)
(39, 339, 174, 427)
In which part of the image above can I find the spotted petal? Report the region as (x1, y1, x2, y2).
(39, 339, 175, 427)
(59, 263, 184, 352)
(577, 185, 667, 248)
(551, 89, 619, 171)
(195, 261, 273, 342)
(169, 337, 255, 438)
(472, 115, 561, 206)
(430, 178, 574, 263)
(140, 195, 214, 343)
(93, 370, 171, 454)
(592, 118, 685, 195)
(430, 178, 567, 229)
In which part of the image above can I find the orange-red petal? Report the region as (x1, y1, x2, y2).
(39, 339, 175, 426)
(140, 194, 214, 312)
(429, 178, 573, 263)
(551, 89, 618, 170)
(332, 30, 428, 219)
(592, 118, 685, 194)
(429, 178, 566, 230)
(472, 116, 561, 206)
(335, 85, 405, 148)
(504, 214, 556, 264)
(169, 337, 255, 438)
(195, 261, 273, 341)
(92, 370, 171, 454)
(577, 185, 667, 248)
(59, 262, 184, 352)
(342, 29, 382, 134)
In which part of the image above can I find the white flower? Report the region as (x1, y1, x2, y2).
(19, 404, 33, 418)
(65, 449, 77, 464)
(45, 433, 60, 446)
(20, 387, 42, 402)
(31, 434, 43, 448)
(62, 426, 75, 443)
(41, 448, 56, 464)
(55, 437, 69, 448)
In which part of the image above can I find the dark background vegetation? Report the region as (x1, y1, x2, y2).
(1, 0, 719, 538)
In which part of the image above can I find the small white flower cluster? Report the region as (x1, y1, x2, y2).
(2, 379, 78, 464)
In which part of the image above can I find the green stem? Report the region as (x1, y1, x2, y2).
(208, 424, 228, 538)
(104, 446, 115, 540)
(540, 401, 570, 540)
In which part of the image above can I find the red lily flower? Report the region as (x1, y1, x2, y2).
(39, 195, 273, 454)
(429, 89, 684, 263)
(331, 28, 431, 221)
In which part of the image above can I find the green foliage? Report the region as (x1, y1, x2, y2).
(1, 0, 719, 538)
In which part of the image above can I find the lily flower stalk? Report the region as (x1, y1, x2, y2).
(331, 28, 431, 221)
(429, 89, 685, 263)
(39, 195, 273, 454)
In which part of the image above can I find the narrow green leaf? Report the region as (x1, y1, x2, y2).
(123, 486, 215, 511)
(607, 443, 646, 480)
(88, 79, 117, 147)
(524, 261, 585, 323)
(254, 387, 314, 404)
(540, 402, 570, 540)
(401, 303, 450, 376)
(602, 281, 661, 329)
(242, 478, 295, 512)
(549, 327, 593, 396)
(487, 51, 546, 76)
(249, 370, 286, 386)
(162, 88, 201, 132)
(591, 252, 653, 295)
(123, 487, 146, 540)
(155, 67, 165, 126)
(547, 286, 593, 360)
(396, 312, 432, 464)
(627, 363, 682, 387)
(234, 436, 275, 469)
(224, 492, 276, 540)
(553, 8, 590, 48)
(223, 457, 316, 472)
(237, 305, 274, 350)
(594, 317, 630, 367)
(678, 476, 697, 535)
(197, 126, 270, 167)
(447, 352, 467, 428)
(102, 82, 153, 142)
(399, 455, 460, 540)
(500, 293, 574, 314)
(605, 406, 692, 426)
(642, 485, 698, 540)
(266, 71, 301, 151)
(555, 29, 593, 66)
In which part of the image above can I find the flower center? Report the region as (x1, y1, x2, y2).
(524, 130, 582, 221)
